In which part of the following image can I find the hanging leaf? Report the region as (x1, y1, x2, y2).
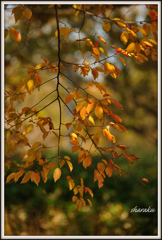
(120, 32, 129, 44)
(65, 92, 74, 104)
(23, 8, 32, 20)
(55, 27, 74, 41)
(141, 178, 149, 183)
(95, 106, 103, 120)
(97, 36, 106, 44)
(80, 106, 87, 120)
(21, 171, 32, 184)
(91, 68, 99, 80)
(102, 22, 111, 33)
(53, 168, 61, 182)
(118, 56, 126, 66)
(8, 27, 21, 44)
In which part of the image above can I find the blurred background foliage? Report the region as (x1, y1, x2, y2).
(4, 4, 158, 236)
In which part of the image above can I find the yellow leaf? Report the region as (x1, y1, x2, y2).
(118, 56, 126, 66)
(66, 160, 73, 172)
(126, 42, 135, 53)
(97, 36, 106, 44)
(102, 22, 111, 33)
(94, 82, 106, 94)
(67, 176, 75, 190)
(23, 8, 32, 20)
(27, 80, 34, 93)
(21, 171, 32, 184)
(53, 168, 61, 182)
(8, 27, 21, 44)
(80, 106, 87, 120)
(76, 102, 85, 112)
(120, 32, 129, 44)
(138, 27, 147, 37)
(65, 92, 73, 104)
(113, 18, 126, 28)
(95, 105, 103, 120)
(6, 172, 16, 183)
(98, 47, 108, 56)
(55, 27, 74, 41)
(86, 103, 94, 114)
(24, 124, 34, 134)
(14, 170, 25, 183)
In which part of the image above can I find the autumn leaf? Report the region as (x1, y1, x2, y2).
(120, 32, 129, 44)
(8, 27, 21, 44)
(80, 106, 87, 120)
(23, 8, 32, 20)
(91, 68, 99, 80)
(141, 178, 149, 183)
(55, 27, 74, 40)
(6, 172, 16, 183)
(67, 176, 75, 190)
(113, 18, 126, 28)
(118, 56, 126, 66)
(53, 168, 61, 182)
(102, 22, 111, 33)
(21, 171, 32, 184)
(83, 156, 92, 169)
(66, 161, 73, 172)
(105, 166, 113, 177)
(95, 105, 103, 120)
(97, 36, 106, 44)
(65, 92, 74, 104)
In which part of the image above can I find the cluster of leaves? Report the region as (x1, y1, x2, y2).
(5, 4, 156, 210)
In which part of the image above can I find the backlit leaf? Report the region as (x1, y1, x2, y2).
(67, 176, 75, 190)
(102, 22, 111, 33)
(126, 42, 135, 53)
(87, 199, 92, 207)
(97, 36, 106, 44)
(76, 102, 85, 112)
(118, 56, 126, 66)
(6, 172, 16, 183)
(24, 124, 34, 134)
(80, 106, 87, 120)
(141, 178, 149, 183)
(83, 156, 92, 169)
(105, 166, 113, 177)
(23, 8, 32, 20)
(113, 18, 126, 28)
(21, 171, 32, 184)
(70, 140, 79, 145)
(8, 27, 21, 44)
(91, 68, 99, 80)
(65, 92, 74, 104)
(53, 168, 61, 182)
(120, 31, 128, 44)
(76, 199, 82, 211)
(95, 106, 103, 120)
(66, 161, 73, 172)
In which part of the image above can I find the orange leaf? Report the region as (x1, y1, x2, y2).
(65, 92, 74, 104)
(84, 187, 94, 198)
(6, 172, 16, 183)
(97, 162, 105, 173)
(92, 48, 100, 56)
(91, 68, 99, 80)
(121, 152, 133, 164)
(21, 171, 32, 184)
(118, 56, 126, 66)
(110, 99, 123, 110)
(23, 8, 32, 20)
(141, 178, 149, 183)
(70, 139, 79, 145)
(87, 199, 92, 207)
(8, 27, 21, 44)
(80, 106, 87, 120)
(71, 145, 81, 152)
(97, 36, 106, 44)
(126, 42, 135, 53)
(53, 168, 61, 182)
(47, 162, 57, 169)
(105, 166, 113, 177)
(83, 156, 92, 169)
(86, 103, 94, 114)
